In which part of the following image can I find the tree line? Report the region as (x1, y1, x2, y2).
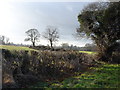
(24, 26, 96, 51)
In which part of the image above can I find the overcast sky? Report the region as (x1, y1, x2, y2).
(0, 1, 97, 47)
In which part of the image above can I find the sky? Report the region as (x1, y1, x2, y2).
(0, 0, 104, 47)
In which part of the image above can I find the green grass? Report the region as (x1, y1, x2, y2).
(50, 63, 120, 88)
(31, 62, 120, 88)
(0, 45, 38, 51)
(79, 51, 97, 54)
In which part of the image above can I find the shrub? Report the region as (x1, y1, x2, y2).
(2, 49, 94, 88)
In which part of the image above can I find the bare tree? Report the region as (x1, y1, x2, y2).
(0, 35, 9, 45)
(25, 29, 40, 47)
(43, 26, 59, 49)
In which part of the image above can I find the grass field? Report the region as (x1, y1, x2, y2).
(50, 63, 120, 88)
(32, 62, 119, 88)
(0, 45, 37, 51)
(33, 64, 120, 88)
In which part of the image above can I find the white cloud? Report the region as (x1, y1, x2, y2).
(66, 6, 73, 12)
(0, 2, 93, 46)
(4, 0, 110, 2)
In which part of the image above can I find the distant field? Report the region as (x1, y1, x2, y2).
(0, 45, 38, 51)
(79, 51, 97, 54)
(0, 45, 97, 54)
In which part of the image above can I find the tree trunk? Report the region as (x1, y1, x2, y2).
(32, 42, 35, 47)
(98, 43, 117, 62)
(50, 40, 53, 50)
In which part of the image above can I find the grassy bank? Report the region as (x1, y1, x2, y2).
(31, 62, 120, 88)
(51, 63, 119, 88)
(2, 48, 94, 88)
(2, 45, 119, 88)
